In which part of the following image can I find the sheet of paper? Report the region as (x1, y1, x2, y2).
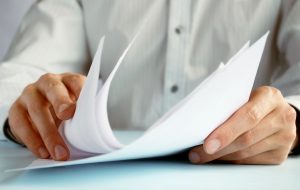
(62, 36, 132, 154)
(7, 32, 269, 172)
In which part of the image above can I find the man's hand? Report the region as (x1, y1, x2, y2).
(8, 73, 86, 161)
(189, 86, 298, 165)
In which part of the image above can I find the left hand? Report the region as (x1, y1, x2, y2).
(189, 86, 298, 165)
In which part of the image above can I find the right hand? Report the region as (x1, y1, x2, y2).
(8, 73, 86, 161)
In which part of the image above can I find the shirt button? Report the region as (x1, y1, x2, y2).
(175, 27, 182, 34)
(171, 85, 179, 93)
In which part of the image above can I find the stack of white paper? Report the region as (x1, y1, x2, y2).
(8, 32, 269, 171)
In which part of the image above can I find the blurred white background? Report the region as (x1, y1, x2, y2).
(0, 0, 35, 61)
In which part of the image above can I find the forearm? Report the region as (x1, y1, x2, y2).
(0, 0, 88, 140)
(0, 63, 45, 140)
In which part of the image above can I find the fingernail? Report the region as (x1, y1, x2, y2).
(38, 147, 49, 159)
(206, 139, 221, 154)
(189, 151, 201, 163)
(59, 104, 71, 113)
(54, 145, 67, 160)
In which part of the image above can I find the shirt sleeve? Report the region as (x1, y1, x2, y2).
(0, 0, 89, 140)
(272, 1, 300, 111)
(272, 1, 300, 154)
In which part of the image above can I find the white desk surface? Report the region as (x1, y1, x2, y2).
(0, 140, 299, 190)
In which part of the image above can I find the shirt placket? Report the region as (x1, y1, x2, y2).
(163, 0, 191, 112)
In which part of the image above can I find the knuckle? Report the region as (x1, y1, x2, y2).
(269, 87, 282, 97)
(64, 73, 85, 87)
(259, 86, 281, 98)
(239, 132, 253, 147)
(284, 106, 297, 124)
(47, 80, 61, 88)
(53, 101, 73, 116)
(266, 120, 277, 131)
(64, 73, 81, 80)
(38, 73, 63, 92)
(244, 104, 261, 124)
(235, 151, 249, 160)
(22, 84, 36, 94)
(71, 73, 84, 80)
(257, 86, 272, 96)
(54, 96, 69, 105)
(42, 131, 59, 145)
(271, 87, 283, 98)
(39, 73, 56, 82)
(213, 129, 232, 147)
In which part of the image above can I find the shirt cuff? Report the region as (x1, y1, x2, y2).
(0, 104, 10, 141)
(285, 96, 300, 111)
(285, 96, 300, 155)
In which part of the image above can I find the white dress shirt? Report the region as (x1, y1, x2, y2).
(0, 0, 35, 61)
(1, 0, 300, 140)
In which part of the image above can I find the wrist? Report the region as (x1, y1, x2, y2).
(3, 119, 25, 146)
(0, 103, 10, 140)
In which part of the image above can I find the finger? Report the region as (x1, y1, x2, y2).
(25, 106, 61, 132)
(49, 106, 62, 127)
(189, 134, 278, 164)
(224, 103, 297, 160)
(36, 73, 75, 120)
(9, 102, 50, 159)
(204, 86, 283, 154)
(229, 149, 289, 165)
(218, 136, 280, 161)
(190, 105, 292, 164)
(218, 106, 284, 155)
(22, 86, 69, 161)
(62, 73, 86, 100)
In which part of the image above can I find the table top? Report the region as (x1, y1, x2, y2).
(1, 140, 299, 190)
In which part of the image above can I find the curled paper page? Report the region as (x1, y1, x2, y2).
(8, 32, 269, 171)
(62, 36, 136, 154)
